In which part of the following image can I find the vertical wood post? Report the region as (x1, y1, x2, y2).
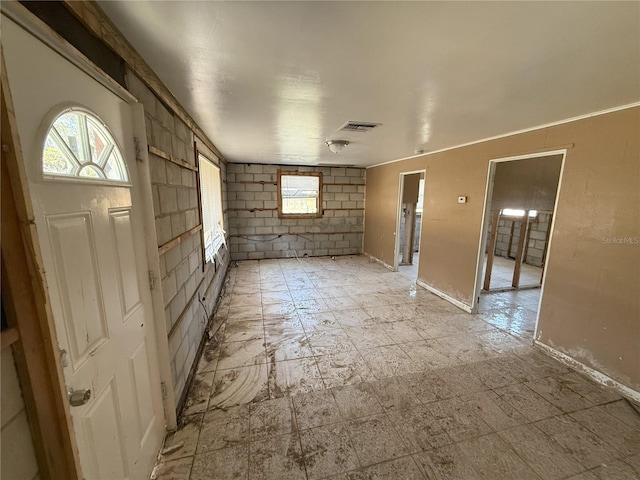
(483, 210, 500, 291)
(512, 211, 530, 288)
(540, 213, 553, 284)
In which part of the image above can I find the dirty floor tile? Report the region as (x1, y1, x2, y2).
(299, 423, 360, 479)
(155, 256, 637, 480)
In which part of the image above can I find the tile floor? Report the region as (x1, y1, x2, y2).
(153, 256, 640, 480)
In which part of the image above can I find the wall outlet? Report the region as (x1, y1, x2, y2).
(458, 196, 467, 204)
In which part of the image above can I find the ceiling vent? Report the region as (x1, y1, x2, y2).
(338, 121, 381, 133)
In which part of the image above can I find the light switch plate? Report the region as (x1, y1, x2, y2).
(458, 196, 467, 204)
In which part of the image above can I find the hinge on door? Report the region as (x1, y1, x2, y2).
(148, 270, 156, 290)
(161, 382, 167, 399)
(134, 136, 143, 162)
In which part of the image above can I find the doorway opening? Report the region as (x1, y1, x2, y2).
(473, 151, 565, 342)
(395, 170, 426, 281)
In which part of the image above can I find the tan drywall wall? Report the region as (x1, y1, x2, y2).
(364, 107, 640, 391)
(492, 155, 563, 211)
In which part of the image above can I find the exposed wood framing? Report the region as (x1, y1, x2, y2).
(512, 211, 530, 288)
(0, 327, 20, 349)
(148, 145, 198, 172)
(2, 61, 82, 479)
(59, 0, 226, 162)
(540, 213, 554, 284)
(483, 210, 500, 291)
(158, 224, 203, 256)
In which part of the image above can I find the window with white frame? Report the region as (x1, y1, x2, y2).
(277, 170, 323, 218)
(198, 153, 225, 263)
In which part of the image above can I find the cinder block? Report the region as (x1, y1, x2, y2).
(185, 209, 198, 230)
(177, 188, 190, 211)
(236, 173, 254, 182)
(346, 168, 362, 177)
(182, 170, 195, 187)
(255, 192, 272, 201)
(171, 212, 186, 237)
(156, 216, 172, 245)
(175, 259, 190, 287)
(246, 200, 265, 209)
(166, 162, 182, 186)
(189, 250, 200, 273)
(335, 193, 350, 201)
(160, 128, 173, 157)
(254, 174, 273, 183)
(245, 183, 264, 192)
(255, 226, 273, 234)
(158, 185, 178, 214)
(247, 218, 265, 227)
(341, 201, 357, 209)
(237, 191, 256, 201)
(165, 244, 183, 272)
(272, 242, 289, 251)
(331, 168, 346, 177)
(245, 164, 263, 174)
(156, 100, 175, 131)
(149, 155, 167, 183)
(227, 164, 243, 174)
(169, 288, 186, 323)
(248, 252, 266, 260)
(162, 272, 177, 303)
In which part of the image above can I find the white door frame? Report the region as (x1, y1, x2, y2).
(394, 169, 427, 272)
(471, 150, 567, 338)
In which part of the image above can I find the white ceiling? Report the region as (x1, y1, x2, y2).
(97, 1, 640, 167)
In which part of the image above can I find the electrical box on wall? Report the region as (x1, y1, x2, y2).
(458, 196, 467, 204)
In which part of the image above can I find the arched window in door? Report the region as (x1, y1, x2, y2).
(42, 109, 129, 183)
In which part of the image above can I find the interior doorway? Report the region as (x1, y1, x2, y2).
(473, 151, 565, 342)
(395, 170, 425, 281)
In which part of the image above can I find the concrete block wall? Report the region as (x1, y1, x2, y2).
(226, 164, 365, 260)
(126, 71, 230, 405)
(489, 213, 551, 267)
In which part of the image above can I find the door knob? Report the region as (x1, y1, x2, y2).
(67, 386, 91, 407)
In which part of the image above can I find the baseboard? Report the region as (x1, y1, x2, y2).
(534, 340, 640, 403)
(363, 252, 394, 271)
(416, 279, 473, 313)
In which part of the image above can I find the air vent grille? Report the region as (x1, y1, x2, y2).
(338, 121, 381, 132)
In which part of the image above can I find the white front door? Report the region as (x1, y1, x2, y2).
(3, 17, 165, 479)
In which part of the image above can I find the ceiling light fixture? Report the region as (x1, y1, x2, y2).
(325, 140, 349, 153)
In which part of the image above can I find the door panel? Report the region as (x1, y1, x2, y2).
(83, 379, 129, 479)
(47, 212, 108, 365)
(3, 16, 165, 479)
(110, 209, 142, 316)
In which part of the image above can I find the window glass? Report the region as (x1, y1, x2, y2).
(42, 110, 128, 183)
(278, 172, 322, 218)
